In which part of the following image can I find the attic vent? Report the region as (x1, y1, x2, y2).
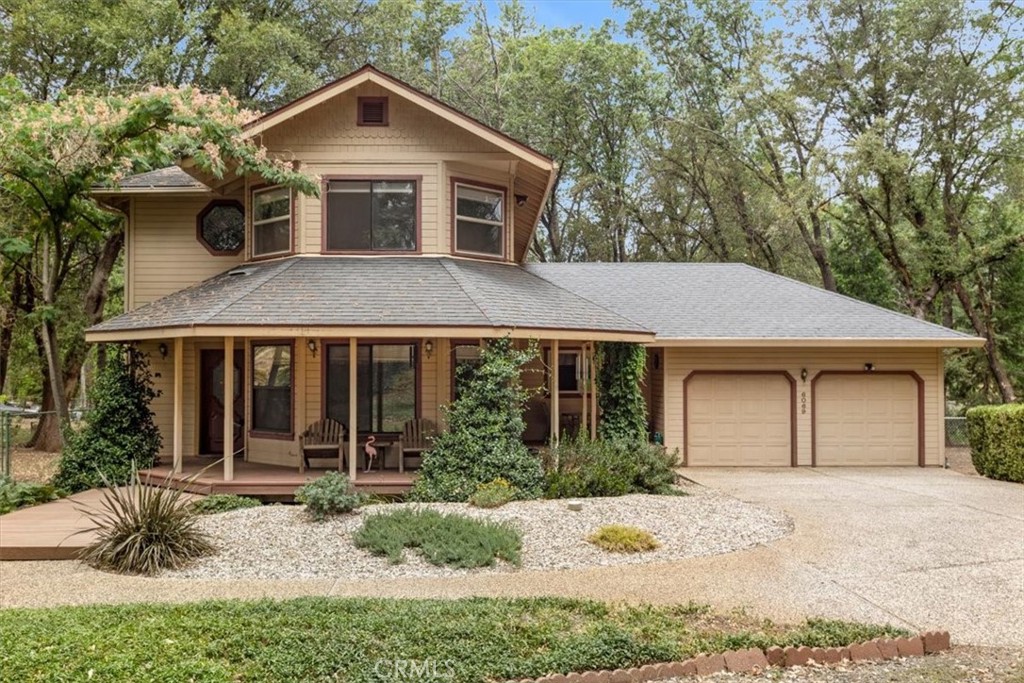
(357, 96, 388, 126)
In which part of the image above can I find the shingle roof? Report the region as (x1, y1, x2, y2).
(526, 262, 978, 341)
(90, 257, 648, 335)
(115, 167, 207, 189)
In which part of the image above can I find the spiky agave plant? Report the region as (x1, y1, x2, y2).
(77, 465, 215, 575)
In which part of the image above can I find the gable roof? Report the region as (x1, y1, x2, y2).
(527, 262, 983, 346)
(86, 256, 650, 342)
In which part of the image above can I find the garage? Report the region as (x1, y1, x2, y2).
(684, 372, 794, 466)
(813, 372, 921, 466)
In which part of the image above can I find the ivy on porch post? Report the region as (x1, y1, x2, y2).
(223, 336, 234, 482)
(172, 337, 183, 474)
(348, 337, 358, 482)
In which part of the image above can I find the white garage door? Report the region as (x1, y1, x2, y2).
(814, 374, 919, 466)
(685, 373, 792, 466)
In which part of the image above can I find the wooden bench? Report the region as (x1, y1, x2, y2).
(299, 418, 347, 473)
(395, 419, 436, 473)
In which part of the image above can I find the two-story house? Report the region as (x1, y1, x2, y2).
(87, 66, 981, 495)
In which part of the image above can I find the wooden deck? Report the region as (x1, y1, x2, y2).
(140, 457, 417, 498)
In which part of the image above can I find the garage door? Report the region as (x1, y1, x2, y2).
(685, 373, 792, 466)
(814, 373, 919, 466)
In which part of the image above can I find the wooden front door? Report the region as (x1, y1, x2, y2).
(200, 349, 245, 456)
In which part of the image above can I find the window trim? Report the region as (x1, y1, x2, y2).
(357, 96, 389, 126)
(320, 339, 422, 435)
(451, 178, 507, 260)
(545, 347, 584, 396)
(196, 199, 245, 256)
(249, 340, 295, 440)
(320, 175, 422, 255)
(250, 185, 294, 260)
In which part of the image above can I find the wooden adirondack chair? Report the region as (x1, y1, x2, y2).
(395, 419, 436, 472)
(299, 418, 347, 473)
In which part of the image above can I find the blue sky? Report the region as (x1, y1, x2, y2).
(483, 0, 629, 29)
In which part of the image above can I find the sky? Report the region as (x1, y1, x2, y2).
(483, 0, 629, 30)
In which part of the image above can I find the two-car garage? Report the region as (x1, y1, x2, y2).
(683, 370, 923, 467)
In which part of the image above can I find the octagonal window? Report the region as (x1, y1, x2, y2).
(197, 201, 245, 255)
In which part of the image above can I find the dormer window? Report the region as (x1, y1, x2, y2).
(252, 186, 292, 258)
(454, 181, 505, 258)
(325, 178, 418, 252)
(357, 97, 388, 126)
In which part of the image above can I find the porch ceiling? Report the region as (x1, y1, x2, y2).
(86, 256, 653, 342)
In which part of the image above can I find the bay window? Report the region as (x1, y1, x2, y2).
(454, 182, 504, 257)
(252, 186, 292, 257)
(325, 343, 417, 432)
(325, 179, 417, 251)
(251, 342, 293, 434)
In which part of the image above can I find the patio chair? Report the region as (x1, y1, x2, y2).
(395, 419, 437, 472)
(299, 418, 348, 473)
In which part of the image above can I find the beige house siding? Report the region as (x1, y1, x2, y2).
(661, 346, 945, 467)
(647, 348, 664, 438)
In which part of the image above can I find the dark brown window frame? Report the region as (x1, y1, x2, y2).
(196, 199, 245, 256)
(357, 96, 389, 126)
(249, 339, 295, 440)
(250, 184, 295, 261)
(320, 175, 422, 255)
(450, 177, 508, 261)
(542, 346, 585, 397)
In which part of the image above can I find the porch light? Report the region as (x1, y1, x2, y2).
(800, 368, 808, 382)
(307, 339, 318, 357)
(514, 193, 528, 207)
(424, 340, 434, 358)
(158, 342, 168, 359)
(864, 362, 874, 372)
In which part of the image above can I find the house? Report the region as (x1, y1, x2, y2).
(87, 65, 982, 494)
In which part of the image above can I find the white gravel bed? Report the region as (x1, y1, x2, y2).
(168, 485, 792, 580)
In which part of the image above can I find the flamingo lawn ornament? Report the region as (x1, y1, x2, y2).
(363, 435, 378, 472)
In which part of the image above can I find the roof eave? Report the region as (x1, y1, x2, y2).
(647, 337, 986, 348)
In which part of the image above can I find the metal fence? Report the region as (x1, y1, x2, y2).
(1, 411, 11, 478)
(945, 416, 969, 448)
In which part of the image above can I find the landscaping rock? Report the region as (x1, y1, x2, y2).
(923, 630, 952, 653)
(723, 648, 769, 673)
(566, 501, 584, 512)
(896, 636, 925, 657)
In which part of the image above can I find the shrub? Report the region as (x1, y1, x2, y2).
(78, 467, 214, 575)
(967, 403, 1024, 482)
(294, 471, 363, 521)
(595, 342, 648, 443)
(469, 478, 517, 509)
(0, 475, 59, 514)
(353, 508, 521, 568)
(411, 337, 544, 502)
(544, 434, 679, 498)
(53, 348, 162, 494)
(190, 494, 261, 515)
(587, 525, 660, 553)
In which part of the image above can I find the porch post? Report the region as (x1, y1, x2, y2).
(348, 337, 358, 481)
(172, 337, 183, 474)
(550, 339, 560, 445)
(223, 336, 234, 482)
(580, 343, 588, 439)
(590, 342, 598, 439)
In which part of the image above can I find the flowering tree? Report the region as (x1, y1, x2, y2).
(0, 77, 318, 448)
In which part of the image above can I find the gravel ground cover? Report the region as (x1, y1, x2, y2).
(169, 486, 793, 580)
(9, 448, 60, 484)
(678, 646, 1024, 682)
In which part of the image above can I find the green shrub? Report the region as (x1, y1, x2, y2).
(353, 508, 522, 568)
(190, 494, 261, 515)
(294, 471, 363, 521)
(411, 337, 544, 502)
(544, 434, 679, 498)
(596, 342, 648, 442)
(0, 475, 59, 514)
(967, 403, 1024, 482)
(53, 348, 162, 494)
(79, 467, 214, 575)
(587, 525, 660, 553)
(469, 478, 517, 509)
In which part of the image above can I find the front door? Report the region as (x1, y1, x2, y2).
(200, 349, 245, 456)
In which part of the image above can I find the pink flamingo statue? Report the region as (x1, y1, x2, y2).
(363, 435, 378, 473)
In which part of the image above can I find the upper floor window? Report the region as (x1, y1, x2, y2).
(325, 179, 417, 252)
(252, 186, 292, 257)
(454, 182, 504, 257)
(197, 200, 244, 255)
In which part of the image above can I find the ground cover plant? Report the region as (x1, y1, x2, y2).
(469, 477, 517, 508)
(0, 597, 909, 683)
(0, 475, 59, 514)
(353, 508, 522, 568)
(190, 494, 262, 515)
(545, 434, 679, 498)
(587, 524, 660, 553)
(294, 472, 363, 521)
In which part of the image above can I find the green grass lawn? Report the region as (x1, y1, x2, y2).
(0, 597, 907, 682)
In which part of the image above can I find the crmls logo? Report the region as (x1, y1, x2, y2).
(372, 659, 457, 681)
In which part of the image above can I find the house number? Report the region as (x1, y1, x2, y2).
(800, 391, 807, 414)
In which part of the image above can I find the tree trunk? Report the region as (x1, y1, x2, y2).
(953, 281, 1017, 403)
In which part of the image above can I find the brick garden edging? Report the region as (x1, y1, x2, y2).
(507, 631, 950, 683)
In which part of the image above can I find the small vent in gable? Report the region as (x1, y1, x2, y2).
(358, 97, 388, 126)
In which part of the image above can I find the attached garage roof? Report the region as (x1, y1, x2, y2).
(526, 262, 981, 345)
(88, 256, 649, 339)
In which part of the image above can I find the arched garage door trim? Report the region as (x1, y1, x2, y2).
(810, 370, 925, 468)
(683, 370, 797, 467)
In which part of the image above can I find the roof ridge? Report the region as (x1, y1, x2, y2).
(735, 263, 978, 339)
(200, 258, 300, 323)
(439, 259, 496, 325)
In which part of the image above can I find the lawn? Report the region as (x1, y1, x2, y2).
(0, 597, 907, 682)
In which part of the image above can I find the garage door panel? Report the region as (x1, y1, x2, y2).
(815, 374, 919, 466)
(686, 373, 792, 467)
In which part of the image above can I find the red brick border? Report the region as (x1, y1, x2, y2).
(506, 631, 950, 682)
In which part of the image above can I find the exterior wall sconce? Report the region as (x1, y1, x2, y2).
(864, 362, 874, 372)
(514, 193, 528, 207)
(158, 342, 168, 359)
(424, 340, 434, 358)
(800, 368, 808, 382)
(307, 339, 318, 357)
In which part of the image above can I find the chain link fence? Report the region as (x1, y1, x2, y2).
(1, 411, 12, 477)
(945, 416, 969, 448)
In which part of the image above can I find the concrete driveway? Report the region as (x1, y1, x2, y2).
(681, 467, 1024, 648)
